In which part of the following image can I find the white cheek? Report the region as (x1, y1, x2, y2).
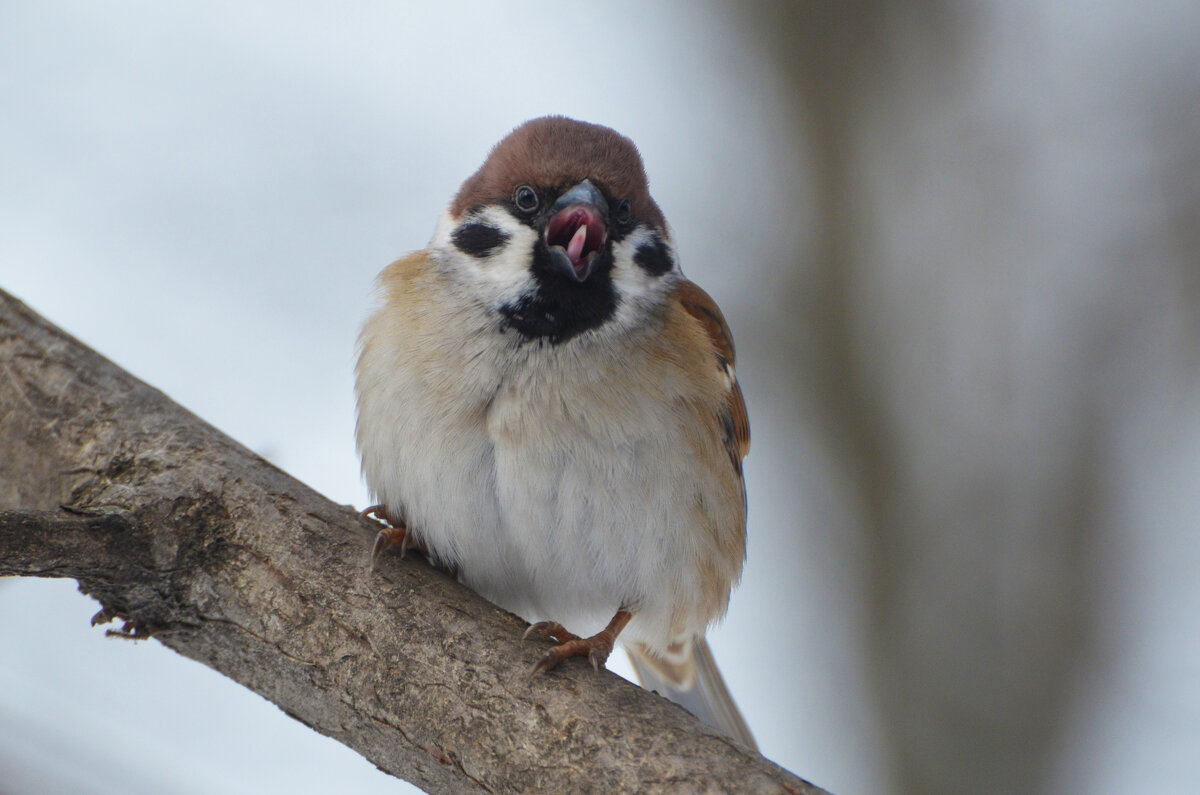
(430, 205, 540, 307)
(610, 227, 679, 329)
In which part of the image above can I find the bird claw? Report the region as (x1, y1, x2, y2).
(528, 650, 561, 679)
(370, 527, 410, 568)
(360, 503, 391, 523)
(524, 621, 618, 679)
(523, 621, 581, 645)
(362, 504, 425, 568)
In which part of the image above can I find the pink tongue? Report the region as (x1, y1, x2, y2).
(566, 223, 588, 264)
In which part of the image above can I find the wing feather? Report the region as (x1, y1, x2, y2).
(672, 280, 750, 462)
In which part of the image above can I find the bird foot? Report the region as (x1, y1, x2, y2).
(361, 504, 426, 567)
(524, 610, 632, 677)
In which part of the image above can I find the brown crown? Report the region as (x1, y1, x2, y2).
(450, 116, 666, 232)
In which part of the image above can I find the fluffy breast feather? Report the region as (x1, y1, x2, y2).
(355, 253, 746, 654)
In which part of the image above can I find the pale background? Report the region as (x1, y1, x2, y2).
(2, 2, 1198, 794)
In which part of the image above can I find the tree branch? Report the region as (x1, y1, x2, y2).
(0, 289, 824, 794)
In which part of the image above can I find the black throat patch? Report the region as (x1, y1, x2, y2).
(498, 243, 617, 344)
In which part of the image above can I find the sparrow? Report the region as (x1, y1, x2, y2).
(355, 116, 755, 749)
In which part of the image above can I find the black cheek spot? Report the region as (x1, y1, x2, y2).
(633, 237, 673, 276)
(452, 223, 510, 258)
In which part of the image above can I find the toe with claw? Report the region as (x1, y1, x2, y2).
(525, 610, 633, 678)
(523, 621, 582, 645)
(361, 504, 426, 568)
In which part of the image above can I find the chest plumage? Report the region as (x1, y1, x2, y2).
(356, 252, 744, 651)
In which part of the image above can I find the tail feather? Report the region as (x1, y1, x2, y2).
(627, 637, 758, 751)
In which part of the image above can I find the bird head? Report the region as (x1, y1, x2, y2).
(430, 116, 680, 345)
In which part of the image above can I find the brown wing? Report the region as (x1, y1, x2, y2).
(672, 279, 750, 463)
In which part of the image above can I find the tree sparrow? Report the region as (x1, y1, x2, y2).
(356, 116, 755, 749)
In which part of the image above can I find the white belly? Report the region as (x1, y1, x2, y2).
(473, 371, 707, 645)
(356, 274, 738, 653)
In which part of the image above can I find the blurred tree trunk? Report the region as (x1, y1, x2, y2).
(724, 3, 1123, 793)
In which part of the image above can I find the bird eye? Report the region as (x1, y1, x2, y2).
(513, 185, 539, 213)
(615, 198, 633, 225)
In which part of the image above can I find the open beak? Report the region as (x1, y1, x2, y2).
(545, 179, 608, 282)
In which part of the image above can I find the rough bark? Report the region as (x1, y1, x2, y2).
(0, 289, 823, 795)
